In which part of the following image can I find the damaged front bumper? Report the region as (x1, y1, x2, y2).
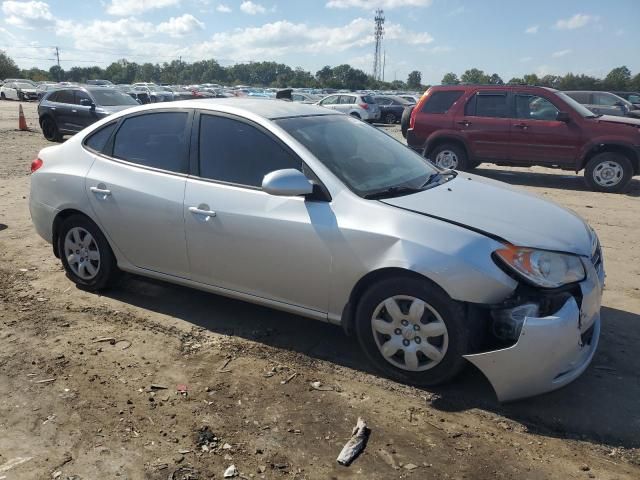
(464, 257, 604, 402)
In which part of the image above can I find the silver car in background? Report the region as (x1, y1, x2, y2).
(29, 100, 604, 402)
(316, 93, 381, 122)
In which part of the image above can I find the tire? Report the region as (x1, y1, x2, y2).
(57, 214, 120, 291)
(400, 106, 414, 138)
(584, 152, 633, 193)
(429, 143, 469, 171)
(384, 112, 397, 124)
(41, 116, 62, 142)
(0, 92, 5, 100)
(354, 276, 474, 387)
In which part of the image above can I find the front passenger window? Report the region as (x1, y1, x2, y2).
(112, 112, 189, 173)
(515, 95, 559, 121)
(199, 114, 302, 188)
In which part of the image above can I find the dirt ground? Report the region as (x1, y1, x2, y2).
(1, 99, 639, 480)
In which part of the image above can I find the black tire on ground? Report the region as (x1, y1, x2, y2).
(584, 151, 633, 193)
(384, 112, 397, 124)
(41, 116, 62, 142)
(354, 276, 475, 387)
(429, 143, 470, 171)
(57, 214, 120, 291)
(400, 106, 414, 138)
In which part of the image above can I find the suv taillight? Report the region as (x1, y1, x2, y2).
(31, 157, 43, 173)
(359, 103, 369, 110)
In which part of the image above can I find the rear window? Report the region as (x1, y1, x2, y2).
(84, 122, 117, 153)
(361, 95, 376, 104)
(421, 91, 464, 114)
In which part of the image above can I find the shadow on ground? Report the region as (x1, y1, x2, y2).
(103, 275, 640, 449)
(473, 167, 640, 197)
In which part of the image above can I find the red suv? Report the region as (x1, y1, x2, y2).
(406, 85, 640, 192)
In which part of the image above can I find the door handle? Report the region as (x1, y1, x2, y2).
(456, 120, 471, 126)
(90, 186, 112, 196)
(71, 109, 77, 113)
(513, 123, 529, 129)
(189, 206, 216, 217)
(50, 107, 56, 111)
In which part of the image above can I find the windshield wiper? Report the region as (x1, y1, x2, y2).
(363, 185, 425, 199)
(420, 169, 456, 188)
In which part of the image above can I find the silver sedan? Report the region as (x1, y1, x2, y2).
(29, 99, 604, 402)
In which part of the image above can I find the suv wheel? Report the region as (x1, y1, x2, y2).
(41, 117, 62, 142)
(400, 106, 414, 138)
(584, 152, 633, 193)
(354, 276, 472, 386)
(58, 215, 120, 291)
(384, 112, 397, 124)
(430, 143, 469, 171)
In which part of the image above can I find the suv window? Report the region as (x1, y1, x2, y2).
(199, 114, 302, 188)
(84, 122, 117, 153)
(593, 93, 620, 106)
(466, 92, 509, 118)
(46, 91, 59, 102)
(320, 95, 338, 105)
(361, 95, 376, 104)
(375, 97, 392, 105)
(339, 95, 356, 104)
(422, 91, 464, 114)
(112, 112, 189, 173)
(566, 92, 590, 104)
(515, 94, 559, 121)
(54, 89, 74, 104)
(74, 90, 92, 105)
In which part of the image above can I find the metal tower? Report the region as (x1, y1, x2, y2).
(372, 9, 385, 81)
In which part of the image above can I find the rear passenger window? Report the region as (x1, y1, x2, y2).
(84, 122, 116, 153)
(421, 91, 464, 114)
(468, 92, 509, 118)
(199, 115, 302, 188)
(112, 112, 189, 173)
(55, 90, 74, 104)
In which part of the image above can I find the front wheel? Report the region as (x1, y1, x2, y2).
(354, 276, 473, 386)
(58, 215, 120, 291)
(584, 152, 633, 193)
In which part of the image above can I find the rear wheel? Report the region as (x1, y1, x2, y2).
(354, 276, 473, 386)
(430, 143, 469, 171)
(400, 106, 414, 138)
(57, 215, 120, 291)
(41, 117, 62, 142)
(384, 112, 397, 124)
(584, 152, 633, 193)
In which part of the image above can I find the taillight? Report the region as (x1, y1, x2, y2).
(359, 103, 369, 110)
(409, 109, 416, 129)
(31, 157, 43, 173)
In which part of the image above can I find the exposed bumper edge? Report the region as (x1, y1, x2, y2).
(29, 199, 58, 244)
(464, 297, 600, 402)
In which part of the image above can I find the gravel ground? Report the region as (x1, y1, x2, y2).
(1, 99, 639, 480)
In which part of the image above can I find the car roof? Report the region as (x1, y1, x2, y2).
(141, 98, 340, 120)
(430, 84, 558, 93)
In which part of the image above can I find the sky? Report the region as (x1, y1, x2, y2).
(0, 0, 639, 84)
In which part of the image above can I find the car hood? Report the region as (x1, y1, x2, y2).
(595, 114, 640, 127)
(380, 173, 592, 256)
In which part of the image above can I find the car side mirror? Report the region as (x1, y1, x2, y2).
(262, 169, 314, 197)
(614, 100, 625, 107)
(80, 98, 92, 107)
(556, 111, 570, 122)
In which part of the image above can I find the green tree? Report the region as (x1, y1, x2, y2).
(460, 68, 489, 84)
(603, 66, 631, 90)
(507, 77, 524, 84)
(0, 51, 20, 79)
(523, 73, 540, 85)
(49, 65, 64, 81)
(407, 70, 422, 89)
(488, 73, 503, 85)
(441, 72, 459, 85)
(539, 74, 561, 89)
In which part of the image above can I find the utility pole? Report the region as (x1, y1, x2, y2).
(54, 46, 61, 81)
(382, 50, 386, 82)
(372, 9, 385, 81)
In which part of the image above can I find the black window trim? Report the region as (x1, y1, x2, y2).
(191, 110, 330, 201)
(91, 108, 195, 177)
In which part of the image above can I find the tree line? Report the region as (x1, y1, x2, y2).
(1, 50, 638, 92)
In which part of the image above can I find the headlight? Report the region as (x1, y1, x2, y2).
(495, 245, 585, 288)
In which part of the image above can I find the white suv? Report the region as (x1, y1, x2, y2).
(317, 93, 381, 122)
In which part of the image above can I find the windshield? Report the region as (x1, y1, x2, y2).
(90, 89, 139, 106)
(276, 114, 438, 197)
(555, 92, 597, 117)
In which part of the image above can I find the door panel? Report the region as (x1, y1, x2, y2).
(509, 93, 582, 165)
(86, 157, 190, 277)
(184, 180, 332, 312)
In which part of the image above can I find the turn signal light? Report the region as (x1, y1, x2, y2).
(30, 157, 43, 173)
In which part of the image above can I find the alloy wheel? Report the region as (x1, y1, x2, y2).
(63, 227, 101, 281)
(434, 150, 459, 169)
(371, 295, 449, 372)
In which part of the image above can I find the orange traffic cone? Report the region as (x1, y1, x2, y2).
(18, 104, 29, 131)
